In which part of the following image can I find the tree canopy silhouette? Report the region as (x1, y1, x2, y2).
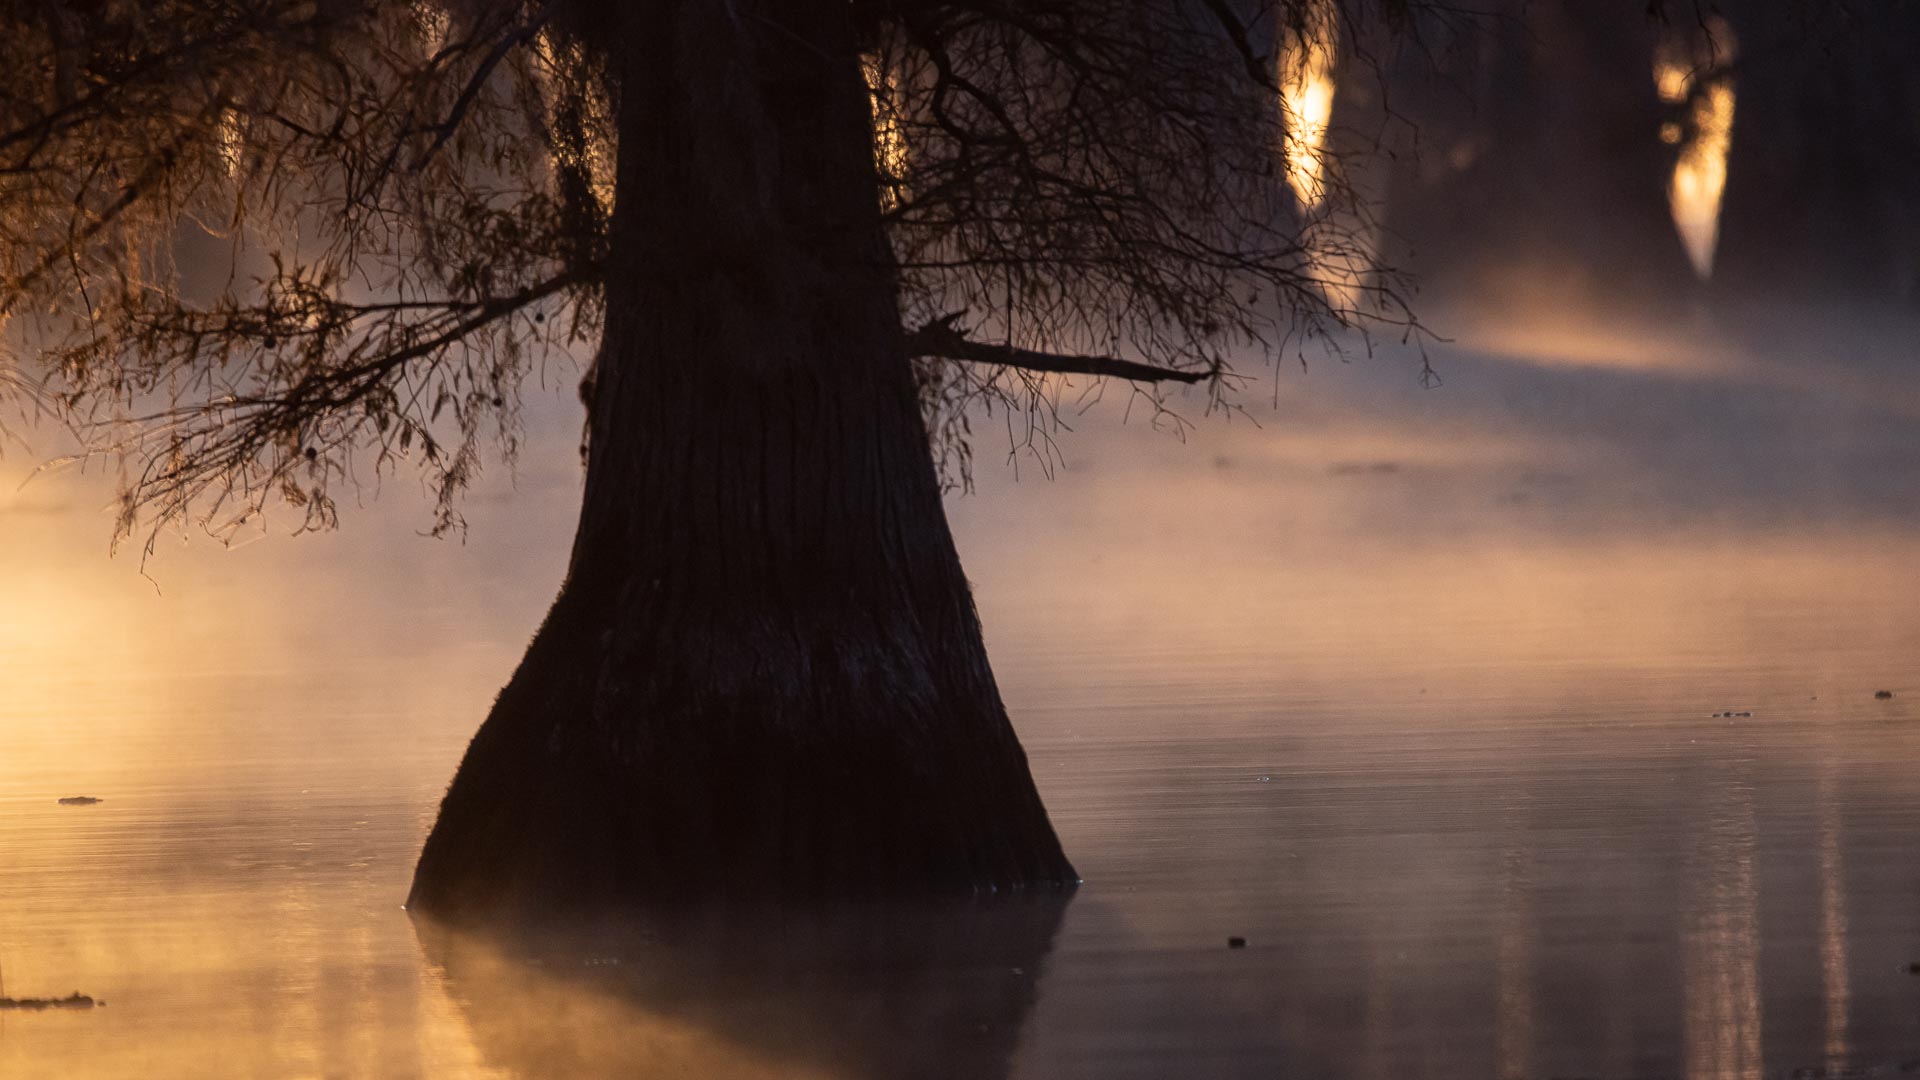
(0, 0, 1432, 916)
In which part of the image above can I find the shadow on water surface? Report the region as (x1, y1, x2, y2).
(414, 895, 1070, 1080)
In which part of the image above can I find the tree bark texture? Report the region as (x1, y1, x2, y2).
(408, 0, 1076, 919)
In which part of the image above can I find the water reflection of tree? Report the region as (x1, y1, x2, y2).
(416, 897, 1067, 1080)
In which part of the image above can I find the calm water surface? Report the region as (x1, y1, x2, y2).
(3, 320, 1918, 1078)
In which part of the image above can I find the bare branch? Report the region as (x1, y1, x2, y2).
(905, 315, 1208, 384)
(1197, 0, 1278, 90)
(410, 1, 561, 173)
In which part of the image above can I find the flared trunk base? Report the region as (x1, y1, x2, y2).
(408, 588, 1077, 922)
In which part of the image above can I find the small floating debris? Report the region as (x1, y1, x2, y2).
(1227, 936, 1248, 949)
(1712, 711, 1753, 719)
(1875, 690, 1895, 700)
(0, 993, 100, 1010)
(1328, 461, 1401, 476)
(1254, 775, 1271, 783)
(56, 796, 102, 806)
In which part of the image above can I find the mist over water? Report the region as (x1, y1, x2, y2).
(4, 268, 1919, 1077)
(4, 0, 1919, 1075)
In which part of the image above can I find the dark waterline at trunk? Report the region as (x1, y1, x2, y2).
(408, 1, 1074, 919)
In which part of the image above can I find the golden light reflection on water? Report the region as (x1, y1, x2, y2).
(1682, 761, 1762, 1080)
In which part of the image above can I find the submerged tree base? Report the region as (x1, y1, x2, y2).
(406, 597, 1080, 921)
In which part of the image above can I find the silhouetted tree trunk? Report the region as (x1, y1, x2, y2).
(1717, 0, 1920, 306)
(409, 1, 1075, 919)
(1380, 2, 1698, 310)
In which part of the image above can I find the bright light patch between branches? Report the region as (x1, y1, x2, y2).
(1280, 0, 1339, 211)
(218, 110, 245, 179)
(864, 55, 908, 211)
(1654, 20, 1738, 281)
(533, 30, 615, 217)
(413, 0, 450, 56)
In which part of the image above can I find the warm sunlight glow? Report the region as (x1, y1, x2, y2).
(218, 110, 245, 179)
(1655, 62, 1692, 106)
(1280, 0, 1339, 210)
(863, 55, 908, 210)
(1278, 0, 1364, 312)
(533, 31, 615, 217)
(1655, 21, 1738, 280)
(1669, 81, 1735, 279)
(1299, 215, 1373, 314)
(413, 0, 450, 57)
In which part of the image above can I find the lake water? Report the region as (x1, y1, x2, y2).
(3, 307, 1918, 1078)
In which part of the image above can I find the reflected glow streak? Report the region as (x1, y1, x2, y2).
(1684, 771, 1762, 1080)
(1280, 0, 1339, 210)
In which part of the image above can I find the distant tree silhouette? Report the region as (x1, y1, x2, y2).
(0, 0, 1447, 916)
(1715, 0, 1920, 305)
(1369, 0, 1920, 311)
